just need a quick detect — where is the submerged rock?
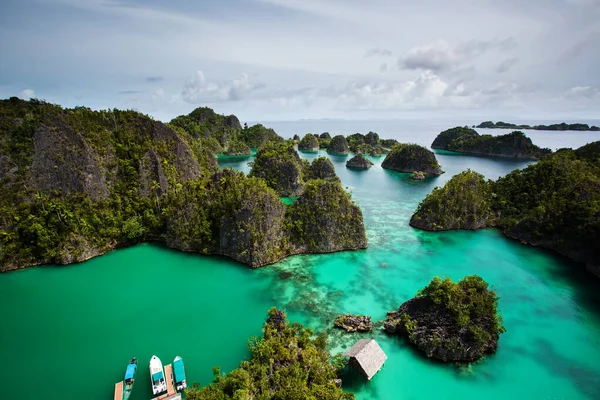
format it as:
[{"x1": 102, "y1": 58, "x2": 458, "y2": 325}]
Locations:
[
  {"x1": 334, "y1": 314, "x2": 373, "y2": 332},
  {"x1": 382, "y1": 143, "x2": 443, "y2": 176},
  {"x1": 346, "y1": 153, "x2": 374, "y2": 169},
  {"x1": 410, "y1": 171, "x2": 425, "y2": 180},
  {"x1": 385, "y1": 275, "x2": 505, "y2": 362}
]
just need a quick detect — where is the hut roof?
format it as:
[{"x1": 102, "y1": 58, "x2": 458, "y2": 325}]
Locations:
[{"x1": 343, "y1": 339, "x2": 387, "y2": 380}]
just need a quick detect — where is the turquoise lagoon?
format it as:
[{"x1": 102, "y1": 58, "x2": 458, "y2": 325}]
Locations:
[{"x1": 1, "y1": 141, "x2": 600, "y2": 399}]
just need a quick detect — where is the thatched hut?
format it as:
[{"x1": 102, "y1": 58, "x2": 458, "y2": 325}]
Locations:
[{"x1": 343, "y1": 339, "x2": 387, "y2": 380}]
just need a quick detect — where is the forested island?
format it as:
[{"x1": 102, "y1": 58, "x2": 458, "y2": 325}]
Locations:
[
  {"x1": 410, "y1": 142, "x2": 600, "y2": 277},
  {"x1": 477, "y1": 121, "x2": 600, "y2": 131},
  {"x1": 385, "y1": 275, "x2": 505, "y2": 362},
  {"x1": 0, "y1": 98, "x2": 367, "y2": 271},
  {"x1": 432, "y1": 127, "x2": 550, "y2": 159}
]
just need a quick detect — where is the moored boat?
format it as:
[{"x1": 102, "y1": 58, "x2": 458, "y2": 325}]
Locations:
[
  {"x1": 123, "y1": 357, "x2": 137, "y2": 400},
  {"x1": 173, "y1": 356, "x2": 187, "y2": 391},
  {"x1": 149, "y1": 355, "x2": 167, "y2": 395}
]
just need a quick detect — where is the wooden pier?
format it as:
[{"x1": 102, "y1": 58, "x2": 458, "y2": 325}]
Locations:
[
  {"x1": 152, "y1": 364, "x2": 181, "y2": 400},
  {"x1": 114, "y1": 381, "x2": 123, "y2": 400}
]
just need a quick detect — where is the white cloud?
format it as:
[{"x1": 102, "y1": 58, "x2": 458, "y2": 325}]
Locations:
[
  {"x1": 181, "y1": 71, "x2": 262, "y2": 103},
  {"x1": 365, "y1": 48, "x2": 393, "y2": 58},
  {"x1": 398, "y1": 38, "x2": 517, "y2": 72},
  {"x1": 565, "y1": 85, "x2": 598, "y2": 97},
  {"x1": 18, "y1": 89, "x2": 35, "y2": 99}
]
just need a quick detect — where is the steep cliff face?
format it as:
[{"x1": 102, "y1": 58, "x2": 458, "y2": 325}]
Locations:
[
  {"x1": 432, "y1": 127, "x2": 550, "y2": 160},
  {"x1": 410, "y1": 147, "x2": 600, "y2": 277},
  {"x1": 382, "y1": 143, "x2": 443, "y2": 176},
  {"x1": 249, "y1": 142, "x2": 306, "y2": 197},
  {"x1": 410, "y1": 170, "x2": 494, "y2": 230},
  {"x1": 0, "y1": 98, "x2": 369, "y2": 271},
  {"x1": 286, "y1": 179, "x2": 368, "y2": 253}
]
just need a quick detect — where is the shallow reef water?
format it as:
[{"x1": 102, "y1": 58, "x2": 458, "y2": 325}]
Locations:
[{"x1": 1, "y1": 143, "x2": 600, "y2": 399}]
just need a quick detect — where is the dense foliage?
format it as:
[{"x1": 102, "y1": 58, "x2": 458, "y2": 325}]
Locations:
[
  {"x1": 410, "y1": 170, "x2": 493, "y2": 230},
  {"x1": 385, "y1": 275, "x2": 505, "y2": 362},
  {"x1": 0, "y1": 98, "x2": 368, "y2": 270},
  {"x1": 432, "y1": 127, "x2": 550, "y2": 159},
  {"x1": 298, "y1": 133, "x2": 320, "y2": 151},
  {"x1": 411, "y1": 146, "x2": 600, "y2": 272},
  {"x1": 327, "y1": 135, "x2": 350, "y2": 155},
  {"x1": 381, "y1": 143, "x2": 443, "y2": 176},
  {"x1": 185, "y1": 308, "x2": 354, "y2": 400},
  {"x1": 249, "y1": 141, "x2": 308, "y2": 196},
  {"x1": 477, "y1": 121, "x2": 600, "y2": 131}
]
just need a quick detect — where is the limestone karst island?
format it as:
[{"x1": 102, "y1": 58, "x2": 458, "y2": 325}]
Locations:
[{"x1": 1, "y1": 2, "x2": 599, "y2": 400}]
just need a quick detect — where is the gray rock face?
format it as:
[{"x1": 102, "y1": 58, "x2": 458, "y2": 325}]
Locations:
[
  {"x1": 139, "y1": 148, "x2": 169, "y2": 197},
  {"x1": 151, "y1": 121, "x2": 202, "y2": 182},
  {"x1": 31, "y1": 119, "x2": 109, "y2": 200},
  {"x1": 225, "y1": 115, "x2": 242, "y2": 131},
  {"x1": 346, "y1": 153, "x2": 373, "y2": 169}
]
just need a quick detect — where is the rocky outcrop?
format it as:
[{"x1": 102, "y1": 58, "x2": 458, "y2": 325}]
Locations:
[
  {"x1": 382, "y1": 143, "x2": 443, "y2": 176},
  {"x1": 249, "y1": 142, "x2": 305, "y2": 197},
  {"x1": 346, "y1": 153, "x2": 373, "y2": 169},
  {"x1": 298, "y1": 134, "x2": 320, "y2": 151},
  {"x1": 320, "y1": 132, "x2": 331, "y2": 139},
  {"x1": 139, "y1": 148, "x2": 169, "y2": 197},
  {"x1": 411, "y1": 171, "x2": 425, "y2": 180},
  {"x1": 410, "y1": 170, "x2": 494, "y2": 230},
  {"x1": 225, "y1": 140, "x2": 252, "y2": 155},
  {"x1": 385, "y1": 276, "x2": 504, "y2": 362},
  {"x1": 327, "y1": 135, "x2": 350, "y2": 155},
  {"x1": 334, "y1": 314, "x2": 373, "y2": 332},
  {"x1": 432, "y1": 127, "x2": 550, "y2": 160},
  {"x1": 308, "y1": 157, "x2": 338, "y2": 181},
  {"x1": 286, "y1": 179, "x2": 368, "y2": 253}
]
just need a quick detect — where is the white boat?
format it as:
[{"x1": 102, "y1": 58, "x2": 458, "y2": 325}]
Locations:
[
  {"x1": 173, "y1": 356, "x2": 187, "y2": 391},
  {"x1": 149, "y1": 355, "x2": 167, "y2": 395}
]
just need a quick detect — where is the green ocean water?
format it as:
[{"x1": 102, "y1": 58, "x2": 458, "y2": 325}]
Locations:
[{"x1": 2, "y1": 150, "x2": 600, "y2": 400}]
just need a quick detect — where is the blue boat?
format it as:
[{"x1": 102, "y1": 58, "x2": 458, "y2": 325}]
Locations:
[
  {"x1": 173, "y1": 356, "x2": 187, "y2": 391},
  {"x1": 123, "y1": 357, "x2": 137, "y2": 400}
]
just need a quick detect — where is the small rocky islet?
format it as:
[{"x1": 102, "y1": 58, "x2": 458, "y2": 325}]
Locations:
[
  {"x1": 346, "y1": 153, "x2": 373, "y2": 169},
  {"x1": 385, "y1": 275, "x2": 505, "y2": 362},
  {"x1": 381, "y1": 143, "x2": 444, "y2": 176}
]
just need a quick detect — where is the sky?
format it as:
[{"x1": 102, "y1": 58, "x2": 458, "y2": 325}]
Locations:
[{"x1": 0, "y1": 0, "x2": 599, "y2": 121}]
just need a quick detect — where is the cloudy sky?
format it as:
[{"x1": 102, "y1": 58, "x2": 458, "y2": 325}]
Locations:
[{"x1": 1, "y1": 0, "x2": 599, "y2": 121}]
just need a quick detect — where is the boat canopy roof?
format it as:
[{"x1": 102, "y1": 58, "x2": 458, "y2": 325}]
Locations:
[
  {"x1": 152, "y1": 371, "x2": 163, "y2": 383},
  {"x1": 173, "y1": 359, "x2": 185, "y2": 381},
  {"x1": 125, "y1": 363, "x2": 137, "y2": 380}
]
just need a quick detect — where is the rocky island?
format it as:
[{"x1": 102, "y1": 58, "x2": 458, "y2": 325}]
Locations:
[
  {"x1": 0, "y1": 98, "x2": 367, "y2": 271},
  {"x1": 410, "y1": 143, "x2": 600, "y2": 277},
  {"x1": 327, "y1": 135, "x2": 350, "y2": 155},
  {"x1": 346, "y1": 153, "x2": 373, "y2": 169},
  {"x1": 432, "y1": 127, "x2": 550, "y2": 159},
  {"x1": 477, "y1": 121, "x2": 600, "y2": 131},
  {"x1": 298, "y1": 133, "x2": 320, "y2": 151},
  {"x1": 382, "y1": 143, "x2": 443, "y2": 176},
  {"x1": 385, "y1": 275, "x2": 505, "y2": 362}
]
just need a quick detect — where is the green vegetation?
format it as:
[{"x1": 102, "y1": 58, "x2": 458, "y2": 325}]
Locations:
[
  {"x1": 298, "y1": 133, "x2": 320, "y2": 151},
  {"x1": 249, "y1": 141, "x2": 308, "y2": 197},
  {"x1": 381, "y1": 143, "x2": 443, "y2": 176},
  {"x1": 411, "y1": 146, "x2": 600, "y2": 272},
  {"x1": 432, "y1": 127, "x2": 550, "y2": 159},
  {"x1": 410, "y1": 170, "x2": 493, "y2": 230},
  {"x1": 0, "y1": 98, "x2": 368, "y2": 270},
  {"x1": 327, "y1": 135, "x2": 350, "y2": 155},
  {"x1": 385, "y1": 275, "x2": 505, "y2": 361},
  {"x1": 185, "y1": 308, "x2": 354, "y2": 400},
  {"x1": 477, "y1": 121, "x2": 600, "y2": 131}
]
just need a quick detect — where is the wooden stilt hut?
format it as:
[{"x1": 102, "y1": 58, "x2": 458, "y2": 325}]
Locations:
[{"x1": 343, "y1": 339, "x2": 387, "y2": 380}]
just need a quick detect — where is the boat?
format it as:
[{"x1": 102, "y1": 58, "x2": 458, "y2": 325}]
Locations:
[
  {"x1": 173, "y1": 356, "x2": 187, "y2": 391},
  {"x1": 149, "y1": 355, "x2": 167, "y2": 395},
  {"x1": 123, "y1": 357, "x2": 137, "y2": 400}
]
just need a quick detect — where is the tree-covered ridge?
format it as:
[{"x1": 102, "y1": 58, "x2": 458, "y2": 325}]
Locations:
[
  {"x1": 169, "y1": 106, "x2": 283, "y2": 154},
  {"x1": 185, "y1": 308, "x2": 354, "y2": 400},
  {"x1": 410, "y1": 170, "x2": 494, "y2": 230},
  {"x1": 385, "y1": 275, "x2": 505, "y2": 362},
  {"x1": 249, "y1": 141, "x2": 308, "y2": 197},
  {"x1": 0, "y1": 98, "x2": 367, "y2": 271},
  {"x1": 410, "y1": 145, "x2": 600, "y2": 276},
  {"x1": 477, "y1": 121, "x2": 600, "y2": 131},
  {"x1": 432, "y1": 127, "x2": 550, "y2": 159},
  {"x1": 381, "y1": 143, "x2": 443, "y2": 176}
]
